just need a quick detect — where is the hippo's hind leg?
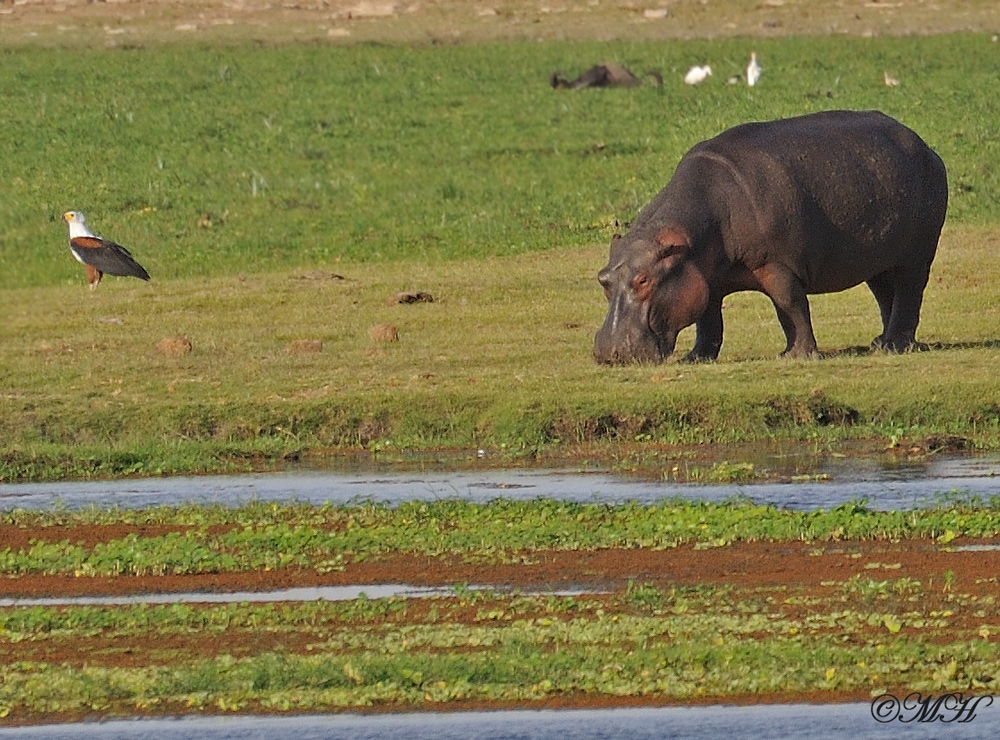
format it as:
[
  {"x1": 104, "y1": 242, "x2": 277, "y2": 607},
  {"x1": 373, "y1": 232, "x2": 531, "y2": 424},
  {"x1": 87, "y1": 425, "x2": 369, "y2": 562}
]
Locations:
[
  {"x1": 865, "y1": 273, "x2": 896, "y2": 348},
  {"x1": 869, "y1": 260, "x2": 933, "y2": 352}
]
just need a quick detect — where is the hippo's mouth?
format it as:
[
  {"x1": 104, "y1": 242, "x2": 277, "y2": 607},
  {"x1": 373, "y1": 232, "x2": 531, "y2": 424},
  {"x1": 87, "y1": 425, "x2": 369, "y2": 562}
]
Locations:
[{"x1": 593, "y1": 325, "x2": 676, "y2": 365}]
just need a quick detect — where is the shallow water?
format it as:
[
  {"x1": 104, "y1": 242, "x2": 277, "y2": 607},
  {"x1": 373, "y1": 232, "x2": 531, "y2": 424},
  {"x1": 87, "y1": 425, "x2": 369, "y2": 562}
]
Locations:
[
  {"x1": 0, "y1": 584, "x2": 596, "y2": 608},
  {"x1": 0, "y1": 703, "x2": 995, "y2": 740},
  {"x1": 0, "y1": 584, "x2": 447, "y2": 607},
  {"x1": 1, "y1": 453, "x2": 999, "y2": 512}
]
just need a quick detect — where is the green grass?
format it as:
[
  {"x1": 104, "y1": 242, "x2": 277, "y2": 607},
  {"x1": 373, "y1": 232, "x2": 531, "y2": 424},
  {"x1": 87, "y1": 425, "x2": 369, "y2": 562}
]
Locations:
[
  {"x1": 4, "y1": 35, "x2": 1000, "y2": 284},
  {"x1": 3, "y1": 35, "x2": 1000, "y2": 479}
]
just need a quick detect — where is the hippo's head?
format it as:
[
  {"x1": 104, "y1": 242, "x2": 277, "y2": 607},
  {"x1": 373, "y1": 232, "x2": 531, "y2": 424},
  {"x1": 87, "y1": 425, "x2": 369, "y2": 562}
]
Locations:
[{"x1": 593, "y1": 228, "x2": 709, "y2": 365}]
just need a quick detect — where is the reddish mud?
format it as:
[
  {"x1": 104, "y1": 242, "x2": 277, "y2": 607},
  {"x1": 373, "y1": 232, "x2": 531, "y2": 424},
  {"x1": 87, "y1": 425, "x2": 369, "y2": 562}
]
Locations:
[{"x1": 1, "y1": 535, "x2": 998, "y2": 599}]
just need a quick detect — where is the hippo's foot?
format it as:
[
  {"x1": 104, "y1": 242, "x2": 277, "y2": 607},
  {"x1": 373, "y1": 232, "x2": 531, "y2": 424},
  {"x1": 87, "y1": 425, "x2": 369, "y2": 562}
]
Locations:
[
  {"x1": 871, "y1": 336, "x2": 928, "y2": 353},
  {"x1": 779, "y1": 345, "x2": 820, "y2": 359},
  {"x1": 681, "y1": 350, "x2": 718, "y2": 363}
]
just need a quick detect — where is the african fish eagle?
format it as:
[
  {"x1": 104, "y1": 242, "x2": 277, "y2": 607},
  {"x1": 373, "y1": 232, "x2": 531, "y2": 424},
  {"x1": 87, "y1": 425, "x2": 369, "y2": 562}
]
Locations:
[{"x1": 62, "y1": 211, "x2": 150, "y2": 290}]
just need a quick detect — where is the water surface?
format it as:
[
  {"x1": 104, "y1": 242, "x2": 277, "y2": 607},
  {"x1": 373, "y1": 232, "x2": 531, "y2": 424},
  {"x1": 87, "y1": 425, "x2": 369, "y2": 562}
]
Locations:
[
  {"x1": 2, "y1": 453, "x2": 999, "y2": 512},
  {"x1": 0, "y1": 703, "x2": 994, "y2": 740},
  {"x1": 0, "y1": 585, "x2": 596, "y2": 608}
]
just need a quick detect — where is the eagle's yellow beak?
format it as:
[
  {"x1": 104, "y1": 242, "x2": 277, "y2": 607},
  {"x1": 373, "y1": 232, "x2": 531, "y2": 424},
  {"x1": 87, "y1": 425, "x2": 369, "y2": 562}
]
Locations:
[{"x1": 62, "y1": 212, "x2": 72, "y2": 222}]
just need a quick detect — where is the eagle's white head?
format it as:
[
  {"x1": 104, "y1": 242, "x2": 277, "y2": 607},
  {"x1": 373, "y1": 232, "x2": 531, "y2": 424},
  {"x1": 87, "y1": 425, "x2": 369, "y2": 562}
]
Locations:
[{"x1": 63, "y1": 211, "x2": 96, "y2": 239}]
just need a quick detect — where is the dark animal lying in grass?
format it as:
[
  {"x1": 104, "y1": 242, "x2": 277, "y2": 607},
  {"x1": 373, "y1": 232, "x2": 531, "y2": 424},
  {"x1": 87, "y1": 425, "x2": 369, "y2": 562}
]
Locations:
[
  {"x1": 594, "y1": 110, "x2": 948, "y2": 364},
  {"x1": 550, "y1": 64, "x2": 662, "y2": 90}
]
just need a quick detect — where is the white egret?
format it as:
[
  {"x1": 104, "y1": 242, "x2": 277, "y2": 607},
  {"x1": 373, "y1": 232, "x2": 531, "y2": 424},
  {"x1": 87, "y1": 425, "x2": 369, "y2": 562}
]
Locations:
[
  {"x1": 684, "y1": 65, "x2": 712, "y2": 85},
  {"x1": 746, "y1": 52, "x2": 761, "y2": 87}
]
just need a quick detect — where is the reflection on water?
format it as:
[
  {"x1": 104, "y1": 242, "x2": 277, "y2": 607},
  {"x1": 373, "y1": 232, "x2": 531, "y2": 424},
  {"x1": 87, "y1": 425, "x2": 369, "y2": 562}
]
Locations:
[
  {"x1": 0, "y1": 703, "x2": 995, "y2": 740},
  {"x1": 0, "y1": 585, "x2": 596, "y2": 608},
  {"x1": 0, "y1": 584, "x2": 446, "y2": 607},
  {"x1": 1, "y1": 452, "x2": 1000, "y2": 512}
]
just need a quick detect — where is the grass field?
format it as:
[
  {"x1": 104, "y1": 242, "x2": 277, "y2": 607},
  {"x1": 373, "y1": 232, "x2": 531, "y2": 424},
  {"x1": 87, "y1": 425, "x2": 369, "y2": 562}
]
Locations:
[
  {"x1": 3, "y1": 23, "x2": 1000, "y2": 479},
  {"x1": 5, "y1": 35, "x2": 1000, "y2": 282}
]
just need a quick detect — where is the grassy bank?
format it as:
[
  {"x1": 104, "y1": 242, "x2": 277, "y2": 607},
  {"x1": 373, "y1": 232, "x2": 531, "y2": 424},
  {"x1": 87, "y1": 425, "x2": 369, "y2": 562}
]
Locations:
[
  {"x1": 3, "y1": 35, "x2": 1000, "y2": 479},
  {"x1": 4, "y1": 228, "x2": 1000, "y2": 481}
]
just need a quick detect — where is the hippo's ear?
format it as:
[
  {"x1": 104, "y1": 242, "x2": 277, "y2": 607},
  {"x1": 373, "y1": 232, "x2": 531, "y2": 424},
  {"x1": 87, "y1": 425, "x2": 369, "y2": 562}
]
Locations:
[
  {"x1": 609, "y1": 233, "x2": 626, "y2": 259},
  {"x1": 653, "y1": 228, "x2": 691, "y2": 274},
  {"x1": 654, "y1": 227, "x2": 690, "y2": 254}
]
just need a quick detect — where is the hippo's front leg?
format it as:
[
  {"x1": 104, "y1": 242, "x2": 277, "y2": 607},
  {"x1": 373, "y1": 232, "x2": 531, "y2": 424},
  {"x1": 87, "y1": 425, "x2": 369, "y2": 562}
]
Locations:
[
  {"x1": 683, "y1": 294, "x2": 724, "y2": 362},
  {"x1": 754, "y1": 264, "x2": 819, "y2": 358}
]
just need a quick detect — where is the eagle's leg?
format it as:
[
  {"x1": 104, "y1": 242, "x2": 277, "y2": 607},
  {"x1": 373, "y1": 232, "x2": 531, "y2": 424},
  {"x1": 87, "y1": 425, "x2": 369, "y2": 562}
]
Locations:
[{"x1": 85, "y1": 265, "x2": 103, "y2": 290}]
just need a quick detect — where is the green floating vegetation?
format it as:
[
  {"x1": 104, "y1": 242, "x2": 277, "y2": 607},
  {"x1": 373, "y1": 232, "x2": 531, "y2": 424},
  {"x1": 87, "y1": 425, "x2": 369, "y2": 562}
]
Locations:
[
  {"x1": 2, "y1": 499, "x2": 1000, "y2": 576},
  {"x1": 7, "y1": 638, "x2": 998, "y2": 716},
  {"x1": 1, "y1": 581, "x2": 998, "y2": 719}
]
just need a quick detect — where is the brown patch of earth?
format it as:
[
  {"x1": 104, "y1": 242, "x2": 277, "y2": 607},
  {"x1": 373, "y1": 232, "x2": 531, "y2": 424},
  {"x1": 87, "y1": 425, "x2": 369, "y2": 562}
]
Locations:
[
  {"x1": 2, "y1": 537, "x2": 998, "y2": 598},
  {"x1": 0, "y1": 522, "x2": 247, "y2": 551},
  {"x1": 3, "y1": 0, "x2": 999, "y2": 48}
]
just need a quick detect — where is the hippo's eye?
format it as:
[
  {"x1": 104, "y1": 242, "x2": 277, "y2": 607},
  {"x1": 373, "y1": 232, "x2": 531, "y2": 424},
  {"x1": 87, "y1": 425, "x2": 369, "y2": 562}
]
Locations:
[{"x1": 631, "y1": 273, "x2": 657, "y2": 301}]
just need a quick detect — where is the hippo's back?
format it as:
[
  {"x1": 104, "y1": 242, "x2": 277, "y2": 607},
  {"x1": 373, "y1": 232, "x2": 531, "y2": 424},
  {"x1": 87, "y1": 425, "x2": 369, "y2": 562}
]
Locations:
[
  {"x1": 678, "y1": 110, "x2": 947, "y2": 290},
  {"x1": 695, "y1": 109, "x2": 946, "y2": 229},
  {"x1": 705, "y1": 110, "x2": 930, "y2": 163}
]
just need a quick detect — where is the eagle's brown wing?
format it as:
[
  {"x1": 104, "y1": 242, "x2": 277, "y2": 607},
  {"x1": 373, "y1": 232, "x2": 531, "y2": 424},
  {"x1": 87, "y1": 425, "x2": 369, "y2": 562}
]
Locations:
[{"x1": 70, "y1": 236, "x2": 150, "y2": 281}]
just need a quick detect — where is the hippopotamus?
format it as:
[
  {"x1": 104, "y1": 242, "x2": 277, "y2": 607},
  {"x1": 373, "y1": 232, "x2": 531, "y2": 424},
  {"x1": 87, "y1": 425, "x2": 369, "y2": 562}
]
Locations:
[{"x1": 594, "y1": 110, "x2": 948, "y2": 364}]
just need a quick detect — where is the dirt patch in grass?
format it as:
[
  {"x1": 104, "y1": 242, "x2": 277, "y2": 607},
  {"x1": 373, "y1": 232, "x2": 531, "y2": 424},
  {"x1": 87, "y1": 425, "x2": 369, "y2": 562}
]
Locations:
[
  {"x1": 0, "y1": 523, "x2": 206, "y2": 551},
  {"x1": 4, "y1": 0, "x2": 999, "y2": 47}
]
